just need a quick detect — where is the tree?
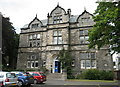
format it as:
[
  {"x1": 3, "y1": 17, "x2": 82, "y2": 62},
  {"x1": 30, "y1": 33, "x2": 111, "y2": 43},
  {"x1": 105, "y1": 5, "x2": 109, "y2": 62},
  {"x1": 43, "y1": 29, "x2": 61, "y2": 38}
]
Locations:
[
  {"x1": 88, "y1": 2, "x2": 120, "y2": 54},
  {"x1": 59, "y1": 48, "x2": 74, "y2": 79},
  {"x1": 2, "y1": 16, "x2": 19, "y2": 70}
]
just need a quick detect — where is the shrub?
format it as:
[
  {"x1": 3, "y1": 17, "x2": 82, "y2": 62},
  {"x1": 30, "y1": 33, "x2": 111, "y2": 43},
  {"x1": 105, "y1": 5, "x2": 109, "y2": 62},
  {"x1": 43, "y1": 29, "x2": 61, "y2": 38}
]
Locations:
[{"x1": 76, "y1": 69, "x2": 114, "y2": 80}]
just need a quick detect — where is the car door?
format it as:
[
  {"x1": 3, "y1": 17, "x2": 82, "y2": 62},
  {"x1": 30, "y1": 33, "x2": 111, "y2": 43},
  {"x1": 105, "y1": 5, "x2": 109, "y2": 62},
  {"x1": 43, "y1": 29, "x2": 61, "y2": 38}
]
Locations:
[
  {"x1": 6, "y1": 73, "x2": 17, "y2": 84},
  {"x1": 32, "y1": 73, "x2": 42, "y2": 82}
]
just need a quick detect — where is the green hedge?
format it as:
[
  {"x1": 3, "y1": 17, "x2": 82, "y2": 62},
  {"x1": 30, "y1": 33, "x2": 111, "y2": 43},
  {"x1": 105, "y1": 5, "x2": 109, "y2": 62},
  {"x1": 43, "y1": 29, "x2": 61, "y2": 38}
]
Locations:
[{"x1": 76, "y1": 69, "x2": 114, "y2": 80}]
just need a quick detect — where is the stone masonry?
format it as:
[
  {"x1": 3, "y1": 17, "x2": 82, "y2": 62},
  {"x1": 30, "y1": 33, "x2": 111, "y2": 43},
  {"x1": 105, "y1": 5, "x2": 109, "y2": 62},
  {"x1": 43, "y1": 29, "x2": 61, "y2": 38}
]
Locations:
[{"x1": 17, "y1": 4, "x2": 113, "y2": 74}]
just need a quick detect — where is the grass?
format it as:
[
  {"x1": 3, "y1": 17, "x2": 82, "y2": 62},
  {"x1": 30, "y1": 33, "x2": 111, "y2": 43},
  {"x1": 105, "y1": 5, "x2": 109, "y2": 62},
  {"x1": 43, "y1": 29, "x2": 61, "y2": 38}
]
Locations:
[{"x1": 67, "y1": 79, "x2": 117, "y2": 83}]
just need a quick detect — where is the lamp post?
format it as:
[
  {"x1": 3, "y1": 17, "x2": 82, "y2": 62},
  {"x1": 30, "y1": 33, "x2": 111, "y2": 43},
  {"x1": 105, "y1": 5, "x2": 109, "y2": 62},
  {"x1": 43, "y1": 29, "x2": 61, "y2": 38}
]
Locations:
[{"x1": 0, "y1": 12, "x2": 2, "y2": 71}]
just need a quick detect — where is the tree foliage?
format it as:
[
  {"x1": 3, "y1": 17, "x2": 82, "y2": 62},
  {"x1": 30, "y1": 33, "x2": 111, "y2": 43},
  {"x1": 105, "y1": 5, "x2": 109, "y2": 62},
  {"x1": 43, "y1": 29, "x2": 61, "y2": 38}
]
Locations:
[
  {"x1": 58, "y1": 48, "x2": 74, "y2": 79},
  {"x1": 2, "y1": 16, "x2": 19, "y2": 69},
  {"x1": 89, "y1": 2, "x2": 120, "y2": 53}
]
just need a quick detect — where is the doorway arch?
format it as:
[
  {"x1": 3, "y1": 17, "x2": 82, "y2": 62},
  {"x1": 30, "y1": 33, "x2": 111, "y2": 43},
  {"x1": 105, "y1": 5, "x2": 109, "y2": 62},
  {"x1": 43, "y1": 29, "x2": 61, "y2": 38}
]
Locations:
[{"x1": 53, "y1": 57, "x2": 61, "y2": 73}]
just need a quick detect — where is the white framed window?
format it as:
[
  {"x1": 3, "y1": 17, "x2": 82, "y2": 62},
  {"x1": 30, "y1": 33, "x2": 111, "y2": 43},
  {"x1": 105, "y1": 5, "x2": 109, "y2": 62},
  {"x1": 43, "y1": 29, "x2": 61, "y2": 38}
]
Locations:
[
  {"x1": 53, "y1": 15, "x2": 62, "y2": 24},
  {"x1": 53, "y1": 30, "x2": 62, "y2": 44},
  {"x1": 31, "y1": 61, "x2": 38, "y2": 68},
  {"x1": 79, "y1": 29, "x2": 89, "y2": 44},
  {"x1": 80, "y1": 52, "x2": 96, "y2": 69}
]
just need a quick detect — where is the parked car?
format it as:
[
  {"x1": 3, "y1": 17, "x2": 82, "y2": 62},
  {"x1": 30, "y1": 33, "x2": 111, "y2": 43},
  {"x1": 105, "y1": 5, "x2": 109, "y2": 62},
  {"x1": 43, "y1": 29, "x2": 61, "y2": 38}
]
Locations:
[
  {"x1": 29, "y1": 72, "x2": 46, "y2": 84},
  {"x1": 0, "y1": 81, "x2": 3, "y2": 87},
  {"x1": 12, "y1": 72, "x2": 34, "y2": 87},
  {"x1": 0, "y1": 72, "x2": 18, "y2": 87}
]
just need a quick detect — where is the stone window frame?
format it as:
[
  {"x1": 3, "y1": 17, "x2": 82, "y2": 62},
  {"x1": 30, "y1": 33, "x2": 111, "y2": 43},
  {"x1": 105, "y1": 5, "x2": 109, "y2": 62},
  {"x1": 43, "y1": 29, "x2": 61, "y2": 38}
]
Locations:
[
  {"x1": 27, "y1": 61, "x2": 38, "y2": 68},
  {"x1": 28, "y1": 33, "x2": 41, "y2": 47},
  {"x1": 31, "y1": 23, "x2": 39, "y2": 28},
  {"x1": 81, "y1": 17, "x2": 90, "y2": 22},
  {"x1": 80, "y1": 52, "x2": 96, "y2": 69},
  {"x1": 53, "y1": 30, "x2": 62, "y2": 44},
  {"x1": 53, "y1": 15, "x2": 62, "y2": 24},
  {"x1": 79, "y1": 29, "x2": 89, "y2": 44},
  {"x1": 43, "y1": 60, "x2": 46, "y2": 66}
]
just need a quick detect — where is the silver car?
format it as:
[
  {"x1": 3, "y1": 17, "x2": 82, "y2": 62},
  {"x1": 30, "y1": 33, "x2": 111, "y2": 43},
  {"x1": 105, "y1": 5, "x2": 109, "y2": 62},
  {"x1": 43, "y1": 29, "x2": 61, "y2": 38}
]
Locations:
[{"x1": 0, "y1": 72, "x2": 18, "y2": 87}]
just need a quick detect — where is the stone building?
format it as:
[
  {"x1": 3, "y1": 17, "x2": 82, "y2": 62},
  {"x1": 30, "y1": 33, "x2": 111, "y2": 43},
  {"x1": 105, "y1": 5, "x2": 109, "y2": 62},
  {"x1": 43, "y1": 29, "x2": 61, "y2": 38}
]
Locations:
[{"x1": 17, "y1": 5, "x2": 113, "y2": 74}]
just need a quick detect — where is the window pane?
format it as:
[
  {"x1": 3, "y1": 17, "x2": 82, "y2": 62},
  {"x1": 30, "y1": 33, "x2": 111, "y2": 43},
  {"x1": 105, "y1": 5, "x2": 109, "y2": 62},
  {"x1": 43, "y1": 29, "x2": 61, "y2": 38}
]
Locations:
[
  {"x1": 29, "y1": 42, "x2": 32, "y2": 47},
  {"x1": 80, "y1": 53, "x2": 87, "y2": 59},
  {"x1": 37, "y1": 41, "x2": 40, "y2": 46},
  {"x1": 33, "y1": 34, "x2": 36, "y2": 39},
  {"x1": 81, "y1": 60, "x2": 85, "y2": 69},
  {"x1": 86, "y1": 60, "x2": 91, "y2": 67},
  {"x1": 91, "y1": 60, "x2": 96, "y2": 68},
  {"x1": 87, "y1": 53, "x2": 91, "y2": 59},
  {"x1": 53, "y1": 31, "x2": 57, "y2": 36},
  {"x1": 29, "y1": 35, "x2": 32, "y2": 39},
  {"x1": 37, "y1": 34, "x2": 40, "y2": 39},
  {"x1": 91, "y1": 53, "x2": 95, "y2": 59},
  {"x1": 35, "y1": 61, "x2": 38, "y2": 67},
  {"x1": 54, "y1": 16, "x2": 56, "y2": 20},
  {"x1": 58, "y1": 31, "x2": 62, "y2": 36},
  {"x1": 84, "y1": 30, "x2": 88, "y2": 35},
  {"x1": 32, "y1": 24, "x2": 39, "y2": 28},
  {"x1": 33, "y1": 41, "x2": 36, "y2": 47},
  {"x1": 85, "y1": 36, "x2": 89, "y2": 43},
  {"x1": 58, "y1": 37, "x2": 62, "y2": 44},
  {"x1": 80, "y1": 30, "x2": 84, "y2": 35},
  {"x1": 80, "y1": 36, "x2": 84, "y2": 44},
  {"x1": 57, "y1": 20, "x2": 59, "y2": 23},
  {"x1": 31, "y1": 62, "x2": 35, "y2": 68},
  {"x1": 53, "y1": 37, "x2": 57, "y2": 44}
]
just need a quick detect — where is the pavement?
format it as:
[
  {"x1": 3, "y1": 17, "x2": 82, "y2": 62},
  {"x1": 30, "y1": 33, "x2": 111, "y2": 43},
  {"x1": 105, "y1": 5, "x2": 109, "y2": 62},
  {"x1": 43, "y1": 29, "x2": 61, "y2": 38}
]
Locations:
[{"x1": 32, "y1": 79, "x2": 119, "y2": 87}]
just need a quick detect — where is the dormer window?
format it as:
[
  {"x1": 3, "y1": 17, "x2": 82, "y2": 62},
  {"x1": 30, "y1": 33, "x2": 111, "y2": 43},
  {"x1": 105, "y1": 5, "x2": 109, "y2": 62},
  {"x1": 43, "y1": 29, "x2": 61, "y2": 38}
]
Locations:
[
  {"x1": 81, "y1": 17, "x2": 90, "y2": 22},
  {"x1": 53, "y1": 15, "x2": 62, "y2": 24},
  {"x1": 31, "y1": 23, "x2": 39, "y2": 28}
]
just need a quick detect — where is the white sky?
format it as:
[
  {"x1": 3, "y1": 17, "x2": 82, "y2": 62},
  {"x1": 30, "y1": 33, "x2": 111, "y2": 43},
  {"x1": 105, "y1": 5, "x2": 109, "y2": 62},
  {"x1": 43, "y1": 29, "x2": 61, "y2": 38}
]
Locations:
[
  {"x1": 0, "y1": 0, "x2": 98, "y2": 34},
  {"x1": 0, "y1": 0, "x2": 118, "y2": 62}
]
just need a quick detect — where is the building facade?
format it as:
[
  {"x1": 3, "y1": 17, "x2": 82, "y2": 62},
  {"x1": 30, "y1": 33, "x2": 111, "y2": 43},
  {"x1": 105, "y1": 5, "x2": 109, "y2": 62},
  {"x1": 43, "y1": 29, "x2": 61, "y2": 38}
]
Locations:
[{"x1": 17, "y1": 5, "x2": 113, "y2": 74}]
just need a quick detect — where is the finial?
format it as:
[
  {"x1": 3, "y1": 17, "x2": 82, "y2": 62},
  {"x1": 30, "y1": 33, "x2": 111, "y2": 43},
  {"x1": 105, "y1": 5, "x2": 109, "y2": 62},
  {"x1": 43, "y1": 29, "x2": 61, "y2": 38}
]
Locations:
[
  {"x1": 36, "y1": 14, "x2": 37, "y2": 18},
  {"x1": 47, "y1": 13, "x2": 49, "y2": 17},
  {"x1": 57, "y1": 2, "x2": 59, "y2": 6},
  {"x1": 84, "y1": 6, "x2": 86, "y2": 11}
]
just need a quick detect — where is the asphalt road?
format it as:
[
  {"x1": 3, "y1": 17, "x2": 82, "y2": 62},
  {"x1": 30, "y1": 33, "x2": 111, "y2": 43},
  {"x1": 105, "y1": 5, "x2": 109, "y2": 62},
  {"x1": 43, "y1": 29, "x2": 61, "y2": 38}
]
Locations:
[{"x1": 31, "y1": 79, "x2": 119, "y2": 87}]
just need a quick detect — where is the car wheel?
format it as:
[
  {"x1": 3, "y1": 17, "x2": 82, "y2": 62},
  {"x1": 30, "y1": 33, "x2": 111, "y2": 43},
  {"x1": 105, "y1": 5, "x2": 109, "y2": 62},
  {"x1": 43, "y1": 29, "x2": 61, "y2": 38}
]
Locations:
[
  {"x1": 18, "y1": 81, "x2": 23, "y2": 87},
  {"x1": 34, "y1": 79, "x2": 37, "y2": 84}
]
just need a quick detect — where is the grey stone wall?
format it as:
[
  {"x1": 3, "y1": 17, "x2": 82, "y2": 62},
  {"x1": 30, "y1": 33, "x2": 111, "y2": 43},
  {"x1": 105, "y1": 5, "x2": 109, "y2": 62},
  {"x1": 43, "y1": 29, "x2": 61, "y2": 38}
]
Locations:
[{"x1": 17, "y1": 5, "x2": 113, "y2": 73}]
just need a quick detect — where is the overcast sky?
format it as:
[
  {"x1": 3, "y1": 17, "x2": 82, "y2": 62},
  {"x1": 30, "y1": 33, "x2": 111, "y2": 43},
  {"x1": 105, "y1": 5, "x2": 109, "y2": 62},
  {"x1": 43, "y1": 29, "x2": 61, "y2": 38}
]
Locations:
[{"x1": 0, "y1": 0, "x2": 98, "y2": 33}]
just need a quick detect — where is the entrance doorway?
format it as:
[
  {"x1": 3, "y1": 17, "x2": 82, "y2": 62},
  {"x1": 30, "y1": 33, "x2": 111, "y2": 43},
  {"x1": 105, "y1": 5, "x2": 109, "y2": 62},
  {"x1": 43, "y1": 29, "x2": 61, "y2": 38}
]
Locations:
[{"x1": 54, "y1": 61, "x2": 61, "y2": 73}]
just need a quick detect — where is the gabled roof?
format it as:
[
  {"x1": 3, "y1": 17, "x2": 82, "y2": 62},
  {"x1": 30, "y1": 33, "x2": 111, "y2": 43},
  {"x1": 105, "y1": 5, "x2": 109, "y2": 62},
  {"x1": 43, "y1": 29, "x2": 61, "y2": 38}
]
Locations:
[
  {"x1": 50, "y1": 4, "x2": 66, "y2": 16},
  {"x1": 77, "y1": 10, "x2": 93, "y2": 22},
  {"x1": 28, "y1": 15, "x2": 43, "y2": 28}
]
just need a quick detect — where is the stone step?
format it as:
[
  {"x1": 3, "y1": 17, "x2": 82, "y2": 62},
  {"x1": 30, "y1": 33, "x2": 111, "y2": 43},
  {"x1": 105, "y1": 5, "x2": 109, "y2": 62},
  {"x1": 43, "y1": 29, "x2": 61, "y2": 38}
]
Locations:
[{"x1": 47, "y1": 73, "x2": 65, "y2": 80}]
